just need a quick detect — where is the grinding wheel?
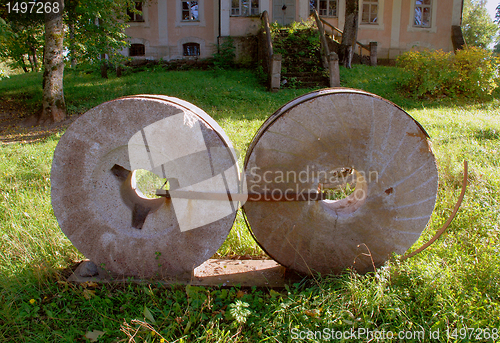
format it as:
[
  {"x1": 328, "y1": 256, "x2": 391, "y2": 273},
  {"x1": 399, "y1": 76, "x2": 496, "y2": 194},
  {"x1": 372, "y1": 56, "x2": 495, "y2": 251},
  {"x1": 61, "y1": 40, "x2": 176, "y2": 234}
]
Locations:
[
  {"x1": 51, "y1": 95, "x2": 240, "y2": 278},
  {"x1": 243, "y1": 89, "x2": 438, "y2": 275}
]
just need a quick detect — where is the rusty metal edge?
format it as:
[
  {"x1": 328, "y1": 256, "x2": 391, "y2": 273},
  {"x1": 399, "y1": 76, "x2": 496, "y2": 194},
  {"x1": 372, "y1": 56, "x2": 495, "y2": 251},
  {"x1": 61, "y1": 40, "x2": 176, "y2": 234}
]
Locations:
[{"x1": 401, "y1": 160, "x2": 468, "y2": 260}]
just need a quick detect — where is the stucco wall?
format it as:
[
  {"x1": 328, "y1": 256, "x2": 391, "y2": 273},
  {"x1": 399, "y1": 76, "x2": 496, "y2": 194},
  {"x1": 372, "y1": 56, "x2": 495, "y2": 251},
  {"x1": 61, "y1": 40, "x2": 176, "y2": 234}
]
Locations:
[
  {"x1": 319, "y1": 0, "x2": 457, "y2": 60},
  {"x1": 397, "y1": 0, "x2": 455, "y2": 54},
  {"x1": 124, "y1": 0, "x2": 218, "y2": 60},
  {"x1": 230, "y1": 17, "x2": 261, "y2": 36},
  {"x1": 123, "y1": 0, "x2": 459, "y2": 62}
]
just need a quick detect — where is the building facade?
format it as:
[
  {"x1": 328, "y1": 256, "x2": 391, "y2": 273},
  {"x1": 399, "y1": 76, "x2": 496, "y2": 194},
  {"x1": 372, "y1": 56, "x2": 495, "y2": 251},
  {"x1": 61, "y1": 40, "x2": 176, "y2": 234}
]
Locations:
[{"x1": 123, "y1": 0, "x2": 463, "y2": 61}]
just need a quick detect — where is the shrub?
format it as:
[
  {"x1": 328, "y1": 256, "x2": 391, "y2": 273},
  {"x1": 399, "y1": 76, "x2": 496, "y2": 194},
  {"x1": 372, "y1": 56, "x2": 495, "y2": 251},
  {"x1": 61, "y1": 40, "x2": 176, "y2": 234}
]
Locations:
[
  {"x1": 396, "y1": 47, "x2": 500, "y2": 99},
  {"x1": 212, "y1": 37, "x2": 236, "y2": 69},
  {"x1": 453, "y1": 47, "x2": 499, "y2": 97}
]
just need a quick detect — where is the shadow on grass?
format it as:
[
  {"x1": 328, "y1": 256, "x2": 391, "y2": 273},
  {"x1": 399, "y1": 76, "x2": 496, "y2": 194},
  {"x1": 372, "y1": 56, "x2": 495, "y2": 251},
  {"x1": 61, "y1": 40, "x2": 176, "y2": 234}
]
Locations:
[{"x1": 1, "y1": 66, "x2": 499, "y2": 144}]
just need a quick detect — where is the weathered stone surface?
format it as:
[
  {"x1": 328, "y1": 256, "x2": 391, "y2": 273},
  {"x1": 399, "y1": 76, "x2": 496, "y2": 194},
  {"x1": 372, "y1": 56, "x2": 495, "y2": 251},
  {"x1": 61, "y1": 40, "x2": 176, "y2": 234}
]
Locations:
[
  {"x1": 243, "y1": 89, "x2": 438, "y2": 275},
  {"x1": 51, "y1": 96, "x2": 239, "y2": 278},
  {"x1": 69, "y1": 259, "x2": 296, "y2": 288},
  {"x1": 79, "y1": 260, "x2": 99, "y2": 277}
]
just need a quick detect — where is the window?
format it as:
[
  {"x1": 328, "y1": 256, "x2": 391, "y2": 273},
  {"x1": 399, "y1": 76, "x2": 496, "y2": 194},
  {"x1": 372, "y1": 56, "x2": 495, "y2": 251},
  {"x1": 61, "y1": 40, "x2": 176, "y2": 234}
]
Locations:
[
  {"x1": 361, "y1": 0, "x2": 378, "y2": 24},
  {"x1": 129, "y1": 44, "x2": 145, "y2": 57},
  {"x1": 127, "y1": 2, "x2": 144, "y2": 22},
  {"x1": 310, "y1": 0, "x2": 337, "y2": 17},
  {"x1": 414, "y1": 0, "x2": 431, "y2": 27},
  {"x1": 183, "y1": 43, "x2": 200, "y2": 56},
  {"x1": 182, "y1": 1, "x2": 199, "y2": 21},
  {"x1": 231, "y1": 0, "x2": 259, "y2": 16}
]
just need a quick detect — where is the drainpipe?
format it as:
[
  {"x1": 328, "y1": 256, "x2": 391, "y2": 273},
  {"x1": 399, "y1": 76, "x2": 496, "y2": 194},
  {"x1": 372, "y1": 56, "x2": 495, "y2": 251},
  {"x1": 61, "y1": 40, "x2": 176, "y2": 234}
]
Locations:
[
  {"x1": 218, "y1": 0, "x2": 222, "y2": 53},
  {"x1": 459, "y1": 0, "x2": 464, "y2": 25}
]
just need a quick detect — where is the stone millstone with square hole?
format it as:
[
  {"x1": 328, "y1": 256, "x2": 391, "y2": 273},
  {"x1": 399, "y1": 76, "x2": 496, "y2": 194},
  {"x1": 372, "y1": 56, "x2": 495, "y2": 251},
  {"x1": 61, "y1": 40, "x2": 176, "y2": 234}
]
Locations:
[
  {"x1": 243, "y1": 89, "x2": 439, "y2": 275},
  {"x1": 51, "y1": 96, "x2": 238, "y2": 278}
]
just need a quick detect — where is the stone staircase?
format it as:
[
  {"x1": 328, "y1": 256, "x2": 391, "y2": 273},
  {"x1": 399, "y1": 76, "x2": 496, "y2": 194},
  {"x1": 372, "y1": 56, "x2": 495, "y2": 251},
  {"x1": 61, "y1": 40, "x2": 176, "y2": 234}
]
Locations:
[
  {"x1": 272, "y1": 27, "x2": 329, "y2": 89},
  {"x1": 281, "y1": 72, "x2": 329, "y2": 88}
]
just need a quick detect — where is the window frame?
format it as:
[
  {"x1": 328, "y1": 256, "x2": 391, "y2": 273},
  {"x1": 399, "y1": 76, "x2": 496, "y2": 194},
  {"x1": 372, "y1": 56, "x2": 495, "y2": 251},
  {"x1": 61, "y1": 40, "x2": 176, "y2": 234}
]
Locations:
[
  {"x1": 183, "y1": 43, "x2": 201, "y2": 57},
  {"x1": 407, "y1": 0, "x2": 437, "y2": 32},
  {"x1": 176, "y1": 0, "x2": 205, "y2": 27},
  {"x1": 413, "y1": 0, "x2": 432, "y2": 28},
  {"x1": 231, "y1": 0, "x2": 259, "y2": 17},
  {"x1": 358, "y1": 0, "x2": 384, "y2": 30},
  {"x1": 181, "y1": 0, "x2": 200, "y2": 22},
  {"x1": 127, "y1": 1, "x2": 144, "y2": 23},
  {"x1": 129, "y1": 43, "x2": 146, "y2": 57},
  {"x1": 360, "y1": 0, "x2": 378, "y2": 24},
  {"x1": 311, "y1": 0, "x2": 338, "y2": 18}
]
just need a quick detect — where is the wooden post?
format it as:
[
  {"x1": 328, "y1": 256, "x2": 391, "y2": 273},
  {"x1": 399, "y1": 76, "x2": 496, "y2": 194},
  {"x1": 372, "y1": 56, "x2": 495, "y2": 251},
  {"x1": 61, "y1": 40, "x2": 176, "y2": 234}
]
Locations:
[
  {"x1": 329, "y1": 53, "x2": 340, "y2": 87},
  {"x1": 270, "y1": 54, "x2": 282, "y2": 92},
  {"x1": 369, "y1": 42, "x2": 377, "y2": 66}
]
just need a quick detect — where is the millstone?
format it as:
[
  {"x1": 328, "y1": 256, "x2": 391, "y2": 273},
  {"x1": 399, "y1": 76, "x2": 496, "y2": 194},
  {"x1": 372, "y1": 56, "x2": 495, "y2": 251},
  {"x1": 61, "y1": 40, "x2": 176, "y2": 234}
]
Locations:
[
  {"x1": 51, "y1": 95, "x2": 239, "y2": 278},
  {"x1": 243, "y1": 89, "x2": 438, "y2": 275}
]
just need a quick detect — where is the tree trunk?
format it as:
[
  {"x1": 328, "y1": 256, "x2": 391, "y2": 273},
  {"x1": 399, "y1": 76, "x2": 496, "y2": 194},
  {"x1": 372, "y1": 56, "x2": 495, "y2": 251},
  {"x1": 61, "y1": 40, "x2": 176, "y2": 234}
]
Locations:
[
  {"x1": 69, "y1": 22, "x2": 76, "y2": 68},
  {"x1": 28, "y1": 53, "x2": 36, "y2": 72},
  {"x1": 98, "y1": 18, "x2": 108, "y2": 79},
  {"x1": 67, "y1": 0, "x2": 78, "y2": 68},
  {"x1": 31, "y1": 45, "x2": 38, "y2": 71},
  {"x1": 41, "y1": 0, "x2": 66, "y2": 123},
  {"x1": 20, "y1": 55, "x2": 29, "y2": 73},
  {"x1": 100, "y1": 53, "x2": 108, "y2": 78},
  {"x1": 339, "y1": 0, "x2": 359, "y2": 68}
]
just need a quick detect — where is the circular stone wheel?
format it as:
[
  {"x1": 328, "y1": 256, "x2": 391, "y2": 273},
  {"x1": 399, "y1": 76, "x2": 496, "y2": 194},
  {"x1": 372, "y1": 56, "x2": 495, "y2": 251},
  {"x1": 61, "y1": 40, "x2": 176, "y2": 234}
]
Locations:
[
  {"x1": 243, "y1": 89, "x2": 438, "y2": 275},
  {"x1": 51, "y1": 95, "x2": 239, "y2": 278}
]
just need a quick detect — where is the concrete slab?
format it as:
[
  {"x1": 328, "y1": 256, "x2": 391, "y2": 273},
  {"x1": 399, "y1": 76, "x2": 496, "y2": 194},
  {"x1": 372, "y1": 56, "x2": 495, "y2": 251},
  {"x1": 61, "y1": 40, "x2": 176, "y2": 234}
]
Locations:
[{"x1": 68, "y1": 259, "x2": 302, "y2": 288}]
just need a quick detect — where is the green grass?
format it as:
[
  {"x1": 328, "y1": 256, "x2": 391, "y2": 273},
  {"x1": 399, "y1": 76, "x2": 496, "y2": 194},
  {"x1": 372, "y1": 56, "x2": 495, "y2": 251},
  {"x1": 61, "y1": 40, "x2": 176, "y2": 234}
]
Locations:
[{"x1": 1, "y1": 66, "x2": 499, "y2": 342}]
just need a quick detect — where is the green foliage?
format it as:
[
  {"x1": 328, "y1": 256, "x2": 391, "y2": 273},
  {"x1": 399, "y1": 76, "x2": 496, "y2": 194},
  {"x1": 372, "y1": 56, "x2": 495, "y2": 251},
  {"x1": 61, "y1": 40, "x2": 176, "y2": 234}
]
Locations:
[
  {"x1": 396, "y1": 47, "x2": 500, "y2": 99},
  {"x1": 494, "y1": 4, "x2": 500, "y2": 53},
  {"x1": 228, "y1": 300, "x2": 252, "y2": 324},
  {"x1": 212, "y1": 37, "x2": 236, "y2": 69},
  {"x1": 462, "y1": 0, "x2": 498, "y2": 48},
  {"x1": 0, "y1": 8, "x2": 44, "y2": 73},
  {"x1": 65, "y1": 0, "x2": 137, "y2": 69},
  {"x1": 270, "y1": 19, "x2": 323, "y2": 84}
]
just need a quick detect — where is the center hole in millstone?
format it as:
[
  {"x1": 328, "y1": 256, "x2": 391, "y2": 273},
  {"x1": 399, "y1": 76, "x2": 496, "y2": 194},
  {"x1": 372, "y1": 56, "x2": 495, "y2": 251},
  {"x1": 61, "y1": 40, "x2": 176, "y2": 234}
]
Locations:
[
  {"x1": 320, "y1": 168, "x2": 356, "y2": 200},
  {"x1": 132, "y1": 169, "x2": 169, "y2": 199},
  {"x1": 319, "y1": 168, "x2": 368, "y2": 215}
]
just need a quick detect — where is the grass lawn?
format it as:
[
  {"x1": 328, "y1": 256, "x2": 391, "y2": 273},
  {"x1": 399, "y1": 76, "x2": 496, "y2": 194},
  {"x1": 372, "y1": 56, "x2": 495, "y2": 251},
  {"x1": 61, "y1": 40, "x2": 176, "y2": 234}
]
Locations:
[{"x1": 0, "y1": 65, "x2": 499, "y2": 342}]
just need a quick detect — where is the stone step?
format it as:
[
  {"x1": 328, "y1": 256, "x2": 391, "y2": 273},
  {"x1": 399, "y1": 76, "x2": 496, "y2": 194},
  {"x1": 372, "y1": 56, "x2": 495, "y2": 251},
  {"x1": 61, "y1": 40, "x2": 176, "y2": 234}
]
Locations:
[{"x1": 281, "y1": 73, "x2": 329, "y2": 88}]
